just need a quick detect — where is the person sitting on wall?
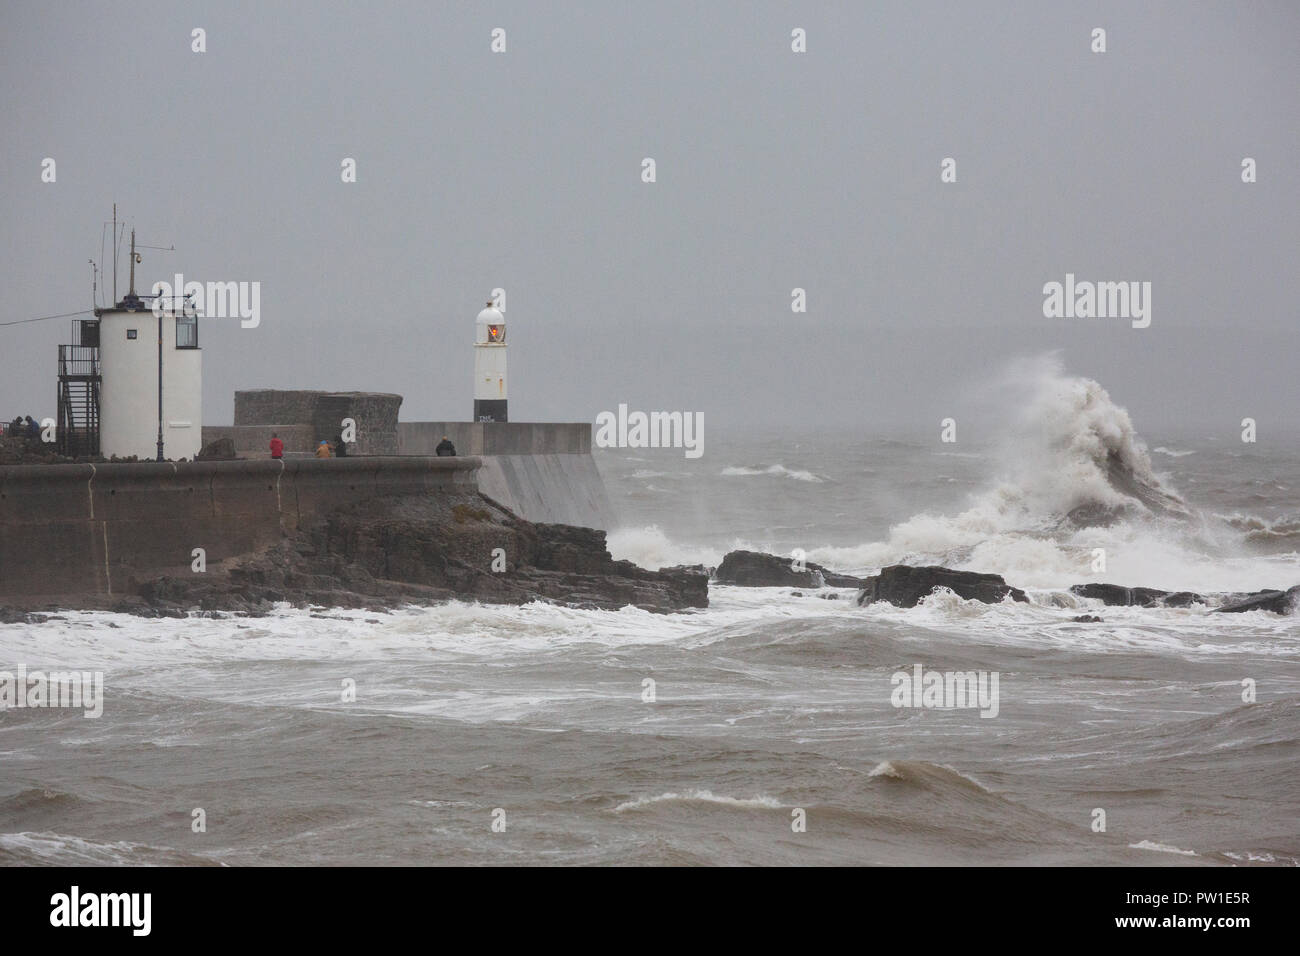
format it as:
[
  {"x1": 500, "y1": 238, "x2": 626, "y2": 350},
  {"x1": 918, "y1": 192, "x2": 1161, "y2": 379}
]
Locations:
[
  {"x1": 269, "y1": 433, "x2": 284, "y2": 459},
  {"x1": 315, "y1": 440, "x2": 332, "y2": 459},
  {"x1": 435, "y1": 435, "x2": 456, "y2": 457},
  {"x1": 333, "y1": 434, "x2": 347, "y2": 458}
]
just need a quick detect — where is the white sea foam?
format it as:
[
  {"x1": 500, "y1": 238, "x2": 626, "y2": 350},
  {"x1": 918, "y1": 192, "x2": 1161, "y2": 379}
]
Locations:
[
  {"x1": 0, "y1": 580, "x2": 1293, "y2": 741},
  {"x1": 1223, "y1": 850, "x2": 1285, "y2": 863},
  {"x1": 0, "y1": 831, "x2": 208, "y2": 866},
  {"x1": 721, "y1": 464, "x2": 826, "y2": 482},
  {"x1": 2, "y1": 357, "x2": 1296, "y2": 741},
  {"x1": 1128, "y1": 839, "x2": 1198, "y2": 856},
  {"x1": 612, "y1": 790, "x2": 785, "y2": 812},
  {"x1": 606, "y1": 525, "x2": 730, "y2": 570}
]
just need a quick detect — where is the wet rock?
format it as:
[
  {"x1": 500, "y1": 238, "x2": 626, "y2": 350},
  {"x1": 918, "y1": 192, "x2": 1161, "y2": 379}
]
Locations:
[
  {"x1": 127, "y1": 491, "x2": 709, "y2": 616},
  {"x1": 1069, "y1": 583, "x2": 1170, "y2": 607},
  {"x1": 857, "y1": 565, "x2": 1028, "y2": 608},
  {"x1": 110, "y1": 596, "x2": 153, "y2": 615},
  {"x1": 1213, "y1": 586, "x2": 1300, "y2": 615},
  {"x1": 714, "y1": 550, "x2": 862, "y2": 588},
  {"x1": 1072, "y1": 614, "x2": 1104, "y2": 623}
]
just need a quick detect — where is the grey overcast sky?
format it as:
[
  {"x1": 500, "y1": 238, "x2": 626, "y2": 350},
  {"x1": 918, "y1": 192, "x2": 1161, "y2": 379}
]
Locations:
[{"x1": 2, "y1": 0, "x2": 1296, "y2": 441}]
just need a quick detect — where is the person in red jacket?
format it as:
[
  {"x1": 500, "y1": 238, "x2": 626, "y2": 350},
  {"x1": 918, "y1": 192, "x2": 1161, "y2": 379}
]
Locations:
[{"x1": 269, "y1": 433, "x2": 284, "y2": 459}]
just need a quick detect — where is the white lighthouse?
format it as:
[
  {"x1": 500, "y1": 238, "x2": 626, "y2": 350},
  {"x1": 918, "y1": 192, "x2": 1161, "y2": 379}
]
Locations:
[{"x1": 474, "y1": 299, "x2": 507, "y2": 422}]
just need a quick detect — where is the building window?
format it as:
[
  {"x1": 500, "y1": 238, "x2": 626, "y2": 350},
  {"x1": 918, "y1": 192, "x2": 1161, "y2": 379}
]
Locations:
[
  {"x1": 127, "y1": 329, "x2": 137, "y2": 340},
  {"x1": 176, "y1": 313, "x2": 198, "y2": 349}
]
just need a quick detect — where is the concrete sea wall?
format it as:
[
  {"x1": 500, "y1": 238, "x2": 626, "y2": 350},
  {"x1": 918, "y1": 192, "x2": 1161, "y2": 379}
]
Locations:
[
  {"x1": 476, "y1": 455, "x2": 615, "y2": 530},
  {"x1": 399, "y1": 422, "x2": 614, "y2": 529},
  {"x1": 0, "y1": 457, "x2": 480, "y2": 598}
]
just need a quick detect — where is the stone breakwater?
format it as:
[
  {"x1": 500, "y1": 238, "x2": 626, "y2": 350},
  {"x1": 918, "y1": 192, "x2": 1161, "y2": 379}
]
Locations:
[{"x1": 0, "y1": 456, "x2": 705, "y2": 616}]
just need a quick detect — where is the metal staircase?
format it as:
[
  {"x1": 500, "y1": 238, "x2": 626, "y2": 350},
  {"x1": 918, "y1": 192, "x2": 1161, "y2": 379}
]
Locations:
[{"x1": 57, "y1": 342, "x2": 101, "y2": 458}]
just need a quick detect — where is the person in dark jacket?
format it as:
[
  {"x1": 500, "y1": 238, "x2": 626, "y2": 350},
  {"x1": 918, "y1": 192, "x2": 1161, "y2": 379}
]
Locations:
[
  {"x1": 333, "y1": 434, "x2": 347, "y2": 457},
  {"x1": 25, "y1": 416, "x2": 39, "y2": 440},
  {"x1": 435, "y1": 436, "x2": 456, "y2": 457}
]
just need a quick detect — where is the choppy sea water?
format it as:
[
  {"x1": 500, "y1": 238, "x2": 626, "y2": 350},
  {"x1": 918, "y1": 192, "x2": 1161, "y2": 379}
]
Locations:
[{"x1": 2, "y1": 370, "x2": 1298, "y2": 866}]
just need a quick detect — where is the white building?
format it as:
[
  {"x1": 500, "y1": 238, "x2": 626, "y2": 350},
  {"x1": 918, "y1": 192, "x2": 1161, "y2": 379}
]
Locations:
[
  {"x1": 94, "y1": 295, "x2": 202, "y2": 460},
  {"x1": 62, "y1": 228, "x2": 203, "y2": 460}
]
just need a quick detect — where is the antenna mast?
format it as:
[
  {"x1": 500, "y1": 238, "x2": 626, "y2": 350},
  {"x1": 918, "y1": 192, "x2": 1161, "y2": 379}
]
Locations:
[{"x1": 128, "y1": 228, "x2": 139, "y2": 297}]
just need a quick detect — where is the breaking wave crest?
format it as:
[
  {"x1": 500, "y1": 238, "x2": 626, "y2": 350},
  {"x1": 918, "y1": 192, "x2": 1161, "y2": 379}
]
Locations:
[
  {"x1": 613, "y1": 790, "x2": 785, "y2": 812},
  {"x1": 721, "y1": 464, "x2": 826, "y2": 482},
  {"x1": 611, "y1": 356, "x2": 1297, "y2": 593},
  {"x1": 605, "y1": 526, "x2": 729, "y2": 570},
  {"x1": 807, "y1": 357, "x2": 1296, "y2": 590}
]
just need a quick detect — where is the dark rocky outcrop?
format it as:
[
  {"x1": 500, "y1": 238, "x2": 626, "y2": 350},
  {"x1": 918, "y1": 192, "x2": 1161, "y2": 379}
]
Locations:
[
  {"x1": 1212, "y1": 586, "x2": 1300, "y2": 615},
  {"x1": 123, "y1": 491, "x2": 708, "y2": 616},
  {"x1": 1069, "y1": 583, "x2": 1172, "y2": 607},
  {"x1": 714, "y1": 550, "x2": 862, "y2": 588},
  {"x1": 856, "y1": 565, "x2": 1028, "y2": 608},
  {"x1": 1072, "y1": 614, "x2": 1104, "y2": 623},
  {"x1": 1069, "y1": 584, "x2": 1208, "y2": 608}
]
